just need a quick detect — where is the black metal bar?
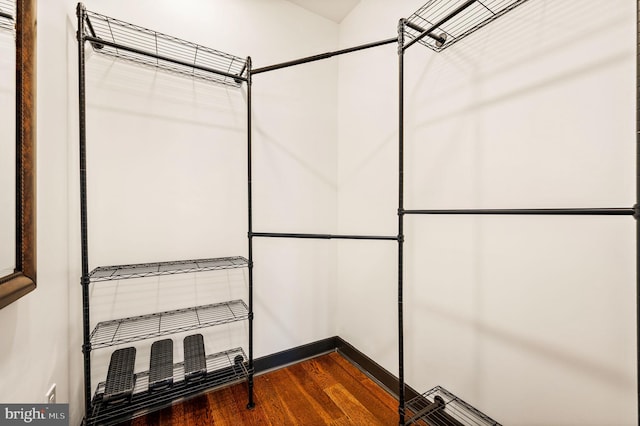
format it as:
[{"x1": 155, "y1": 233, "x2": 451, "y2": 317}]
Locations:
[
  {"x1": 402, "y1": 208, "x2": 635, "y2": 216},
  {"x1": 403, "y1": 0, "x2": 477, "y2": 51},
  {"x1": 252, "y1": 37, "x2": 398, "y2": 75},
  {"x1": 407, "y1": 397, "x2": 446, "y2": 423},
  {"x1": 83, "y1": 35, "x2": 248, "y2": 83},
  {"x1": 83, "y1": 13, "x2": 98, "y2": 39},
  {"x1": 397, "y1": 19, "x2": 406, "y2": 426},
  {"x1": 77, "y1": 2, "x2": 92, "y2": 420},
  {"x1": 251, "y1": 232, "x2": 397, "y2": 241},
  {"x1": 0, "y1": 11, "x2": 12, "y2": 21},
  {"x1": 404, "y1": 20, "x2": 446, "y2": 44},
  {"x1": 238, "y1": 60, "x2": 248, "y2": 80},
  {"x1": 246, "y1": 56, "x2": 255, "y2": 411}
]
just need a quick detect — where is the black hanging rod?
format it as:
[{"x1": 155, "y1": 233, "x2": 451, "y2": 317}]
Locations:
[
  {"x1": 0, "y1": 11, "x2": 12, "y2": 21},
  {"x1": 251, "y1": 232, "x2": 397, "y2": 241},
  {"x1": 252, "y1": 37, "x2": 398, "y2": 75},
  {"x1": 82, "y1": 35, "x2": 248, "y2": 83},
  {"x1": 402, "y1": 207, "x2": 635, "y2": 216},
  {"x1": 403, "y1": 0, "x2": 476, "y2": 51}
]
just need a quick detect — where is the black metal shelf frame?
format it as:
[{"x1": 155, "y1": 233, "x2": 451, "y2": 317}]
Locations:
[
  {"x1": 88, "y1": 347, "x2": 251, "y2": 426},
  {"x1": 89, "y1": 300, "x2": 249, "y2": 349},
  {"x1": 0, "y1": 0, "x2": 14, "y2": 30},
  {"x1": 76, "y1": 2, "x2": 254, "y2": 422}
]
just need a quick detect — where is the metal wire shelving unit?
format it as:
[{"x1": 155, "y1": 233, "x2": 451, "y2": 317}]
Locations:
[
  {"x1": 82, "y1": 9, "x2": 248, "y2": 87},
  {"x1": 76, "y1": 3, "x2": 253, "y2": 424},
  {"x1": 74, "y1": 0, "x2": 640, "y2": 425}
]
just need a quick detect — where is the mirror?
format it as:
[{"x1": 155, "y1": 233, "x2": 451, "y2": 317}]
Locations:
[
  {"x1": 0, "y1": 0, "x2": 36, "y2": 309},
  {"x1": 0, "y1": 0, "x2": 15, "y2": 279}
]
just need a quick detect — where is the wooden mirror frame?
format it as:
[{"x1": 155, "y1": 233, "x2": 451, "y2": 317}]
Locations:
[{"x1": 0, "y1": 0, "x2": 36, "y2": 309}]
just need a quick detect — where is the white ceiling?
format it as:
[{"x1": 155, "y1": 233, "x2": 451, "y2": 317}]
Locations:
[{"x1": 285, "y1": 0, "x2": 361, "y2": 23}]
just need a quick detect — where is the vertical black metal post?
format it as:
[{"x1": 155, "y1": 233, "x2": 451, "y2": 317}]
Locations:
[
  {"x1": 627, "y1": 2, "x2": 640, "y2": 423},
  {"x1": 246, "y1": 56, "x2": 256, "y2": 410},
  {"x1": 397, "y1": 18, "x2": 406, "y2": 426},
  {"x1": 76, "y1": 2, "x2": 92, "y2": 420}
]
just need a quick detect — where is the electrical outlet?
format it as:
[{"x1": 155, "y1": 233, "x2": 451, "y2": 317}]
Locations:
[{"x1": 45, "y1": 384, "x2": 56, "y2": 404}]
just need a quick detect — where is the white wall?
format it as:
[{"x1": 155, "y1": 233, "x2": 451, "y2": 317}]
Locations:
[
  {"x1": 0, "y1": 0, "x2": 73, "y2": 417},
  {"x1": 337, "y1": 0, "x2": 636, "y2": 425}
]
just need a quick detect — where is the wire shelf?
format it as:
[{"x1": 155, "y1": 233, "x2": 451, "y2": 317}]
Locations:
[
  {"x1": 88, "y1": 347, "x2": 251, "y2": 425},
  {"x1": 0, "y1": 0, "x2": 15, "y2": 31},
  {"x1": 89, "y1": 256, "x2": 248, "y2": 282},
  {"x1": 405, "y1": 0, "x2": 530, "y2": 52},
  {"x1": 406, "y1": 386, "x2": 502, "y2": 426},
  {"x1": 82, "y1": 8, "x2": 248, "y2": 87},
  {"x1": 89, "y1": 300, "x2": 249, "y2": 349}
]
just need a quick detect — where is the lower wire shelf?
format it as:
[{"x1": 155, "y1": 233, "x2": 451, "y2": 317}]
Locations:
[
  {"x1": 406, "y1": 386, "x2": 501, "y2": 426},
  {"x1": 87, "y1": 347, "x2": 251, "y2": 426}
]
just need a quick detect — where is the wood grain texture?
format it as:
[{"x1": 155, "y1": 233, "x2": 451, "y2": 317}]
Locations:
[
  {"x1": 126, "y1": 352, "x2": 399, "y2": 425},
  {"x1": 0, "y1": 0, "x2": 37, "y2": 310}
]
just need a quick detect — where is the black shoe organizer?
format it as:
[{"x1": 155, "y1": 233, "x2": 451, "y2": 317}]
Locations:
[{"x1": 88, "y1": 337, "x2": 250, "y2": 425}]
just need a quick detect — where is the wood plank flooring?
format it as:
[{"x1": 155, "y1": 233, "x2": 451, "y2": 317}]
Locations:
[{"x1": 125, "y1": 352, "x2": 399, "y2": 425}]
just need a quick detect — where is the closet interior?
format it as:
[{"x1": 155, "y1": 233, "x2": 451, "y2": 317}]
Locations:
[{"x1": 75, "y1": 1, "x2": 639, "y2": 425}]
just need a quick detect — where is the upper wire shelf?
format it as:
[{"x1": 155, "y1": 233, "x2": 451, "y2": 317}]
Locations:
[
  {"x1": 89, "y1": 256, "x2": 248, "y2": 282},
  {"x1": 81, "y1": 7, "x2": 248, "y2": 87},
  {"x1": 0, "y1": 0, "x2": 15, "y2": 31},
  {"x1": 406, "y1": 386, "x2": 502, "y2": 426},
  {"x1": 404, "y1": 0, "x2": 530, "y2": 52}
]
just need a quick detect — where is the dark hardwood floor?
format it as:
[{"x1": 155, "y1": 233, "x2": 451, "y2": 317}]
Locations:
[{"x1": 125, "y1": 352, "x2": 399, "y2": 425}]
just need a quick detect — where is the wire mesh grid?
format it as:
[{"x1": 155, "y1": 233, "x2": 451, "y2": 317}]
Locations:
[
  {"x1": 90, "y1": 347, "x2": 250, "y2": 425},
  {"x1": 89, "y1": 256, "x2": 248, "y2": 282},
  {"x1": 89, "y1": 299, "x2": 249, "y2": 349},
  {"x1": 405, "y1": 0, "x2": 530, "y2": 52},
  {"x1": 0, "y1": 0, "x2": 15, "y2": 31},
  {"x1": 406, "y1": 386, "x2": 502, "y2": 426},
  {"x1": 83, "y1": 9, "x2": 247, "y2": 87}
]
